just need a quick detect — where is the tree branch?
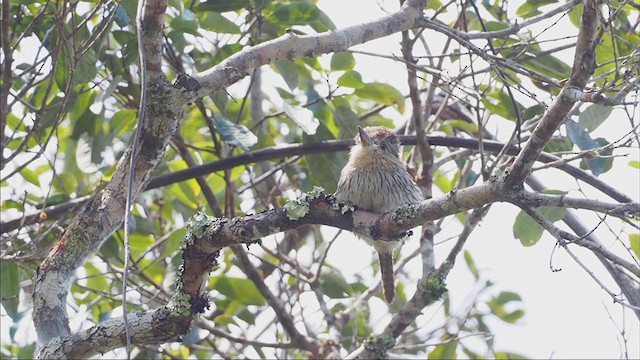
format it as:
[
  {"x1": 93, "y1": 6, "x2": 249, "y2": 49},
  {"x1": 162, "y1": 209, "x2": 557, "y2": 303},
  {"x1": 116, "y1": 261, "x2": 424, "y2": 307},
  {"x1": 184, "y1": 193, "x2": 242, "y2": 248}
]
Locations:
[
  {"x1": 7, "y1": 135, "x2": 632, "y2": 235},
  {"x1": 188, "y1": 0, "x2": 426, "y2": 99},
  {"x1": 504, "y1": 0, "x2": 599, "y2": 187}
]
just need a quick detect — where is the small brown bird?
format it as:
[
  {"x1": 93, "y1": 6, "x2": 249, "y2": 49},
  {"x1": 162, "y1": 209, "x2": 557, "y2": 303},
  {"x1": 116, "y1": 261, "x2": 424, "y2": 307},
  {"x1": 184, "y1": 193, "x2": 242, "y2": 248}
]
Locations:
[{"x1": 334, "y1": 126, "x2": 423, "y2": 303}]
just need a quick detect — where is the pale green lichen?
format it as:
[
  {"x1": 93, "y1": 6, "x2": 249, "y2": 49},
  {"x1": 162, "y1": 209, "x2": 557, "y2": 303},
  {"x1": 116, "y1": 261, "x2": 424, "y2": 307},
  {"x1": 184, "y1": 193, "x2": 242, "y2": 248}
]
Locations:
[
  {"x1": 284, "y1": 199, "x2": 309, "y2": 220},
  {"x1": 364, "y1": 333, "x2": 396, "y2": 359},
  {"x1": 168, "y1": 292, "x2": 192, "y2": 317},
  {"x1": 333, "y1": 201, "x2": 355, "y2": 214},
  {"x1": 183, "y1": 213, "x2": 226, "y2": 248},
  {"x1": 284, "y1": 186, "x2": 326, "y2": 220},
  {"x1": 308, "y1": 186, "x2": 325, "y2": 199},
  {"x1": 398, "y1": 202, "x2": 421, "y2": 219},
  {"x1": 186, "y1": 212, "x2": 211, "y2": 238},
  {"x1": 421, "y1": 273, "x2": 448, "y2": 305}
]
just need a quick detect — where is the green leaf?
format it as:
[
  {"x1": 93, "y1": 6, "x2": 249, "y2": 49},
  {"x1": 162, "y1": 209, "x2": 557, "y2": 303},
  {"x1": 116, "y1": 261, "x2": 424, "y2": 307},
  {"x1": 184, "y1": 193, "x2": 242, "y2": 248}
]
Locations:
[
  {"x1": 500, "y1": 309, "x2": 525, "y2": 323},
  {"x1": 319, "y1": 268, "x2": 351, "y2": 298},
  {"x1": 213, "y1": 277, "x2": 266, "y2": 306},
  {"x1": 331, "y1": 98, "x2": 359, "y2": 139},
  {"x1": 433, "y1": 169, "x2": 458, "y2": 194},
  {"x1": 299, "y1": 56, "x2": 323, "y2": 73},
  {"x1": 213, "y1": 115, "x2": 258, "y2": 150},
  {"x1": 6, "y1": 113, "x2": 26, "y2": 133},
  {"x1": 130, "y1": 233, "x2": 155, "y2": 260},
  {"x1": 20, "y1": 167, "x2": 40, "y2": 187},
  {"x1": 168, "y1": 160, "x2": 201, "y2": 208},
  {"x1": 75, "y1": 50, "x2": 98, "y2": 84},
  {"x1": 426, "y1": 0, "x2": 443, "y2": 11},
  {"x1": 330, "y1": 52, "x2": 355, "y2": 71},
  {"x1": 159, "y1": 228, "x2": 187, "y2": 259},
  {"x1": 271, "y1": 2, "x2": 321, "y2": 26},
  {"x1": 354, "y1": 82, "x2": 405, "y2": 113},
  {"x1": 464, "y1": 250, "x2": 479, "y2": 279},
  {"x1": 54, "y1": 51, "x2": 69, "y2": 91},
  {"x1": 302, "y1": 122, "x2": 347, "y2": 193},
  {"x1": 84, "y1": 262, "x2": 109, "y2": 293},
  {"x1": 199, "y1": 12, "x2": 241, "y2": 34},
  {"x1": 310, "y1": 8, "x2": 336, "y2": 32},
  {"x1": 539, "y1": 190, "x2": 567, "y2": 198},
  {"x1": 196, "y1": 0, "x2": 250, "y2": 12},
  {"x1": 544, "y1": 136, "x2": 573, "y2": 153},
  {"x1": 480, "y1": 85, "x2": 521, "y2": 120},
  {"x1": 171, "y1": 9, "x2": 199, "y2": 35},
  {"x1": 0, "y1": 262, "x2": 21, "y2": 320},
  {"x1": 488, "y1": 292, "x2": 524, "y2": 324},
  {"x1": 629, "y1": 233, "x2": 639, "y2": 259},
  {"x1": 494, "y1": 291, "x2": 522, "y2": 305},
  {"x1": 273, "y1": 59, "x2": 299, "y2": 90},
  {"x1": 71, "y1": 112, "x2": 99, "y2": 140},
  {"x1": 211, "y1": 91, "x2": 229, "y2": 112},
  {"x1": 513, "y1": 207, "x2": 565, "y2": 247},
  {"x1": 579, "y1": 104, "x2": 613, "y2": 133},
  {"x1": 516, "y1": 0, "x2": 556, "y2": 18},
  {"x1": 110, "y1": 108, "x2": 137, "y2": 135},
  {"x1": 522, "y1": 54, "x2": 571, "y2": 80},
  {"x1": 282, "y1": 101, "x2": 319, "y2": 135},
  {"x1": 337, "y1": 70, "x2": 365, "y2": 89},
  {"x1": 112, "y1": 30, "x2": 136, "y2": 46},
  {"x1": 484, "y1": 21, "x2": 510, "y2": 31},
  {"x1": 438, "y1": 119, "x2": 478, "y2": 134},
  {"x1": 100, "y1": 237, "x2": 123, "y2": 266},
  {"x1": 17, "y1": 343, "x2": 36, "y2": 360},
  {"x1": 69, "y1": 90, "x2": 96, "y2": 123},
  {"x1": 565, "y1": 119, "x2": 607, "y2": 176},
  {"x1": 522, "y1": 104, "x2": 545, "y2": 121},
  {"x1": 541, "y1": 207, "x2": 566, "y2": 222},
  {"x1": 428, "y1": 341, "x2": 458, "y2": 360}
]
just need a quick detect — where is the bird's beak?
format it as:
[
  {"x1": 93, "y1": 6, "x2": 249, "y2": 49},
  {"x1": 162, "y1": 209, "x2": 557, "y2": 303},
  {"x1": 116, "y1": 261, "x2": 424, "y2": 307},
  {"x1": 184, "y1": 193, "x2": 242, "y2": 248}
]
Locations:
[{"x1": 358, "y1": 127, "x2": 374, "y2": 147}]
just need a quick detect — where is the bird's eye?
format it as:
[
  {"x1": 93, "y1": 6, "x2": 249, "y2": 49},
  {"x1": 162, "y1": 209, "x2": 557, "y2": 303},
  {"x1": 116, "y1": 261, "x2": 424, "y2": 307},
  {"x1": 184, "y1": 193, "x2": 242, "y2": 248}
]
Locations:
[{"x1": 380, "y1": 143, "x2": 387, "y2": 151}]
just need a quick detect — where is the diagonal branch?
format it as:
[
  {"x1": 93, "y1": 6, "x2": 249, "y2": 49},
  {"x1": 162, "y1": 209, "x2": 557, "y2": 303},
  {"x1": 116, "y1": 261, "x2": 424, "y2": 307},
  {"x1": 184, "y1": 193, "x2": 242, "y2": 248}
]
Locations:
[
  {"x1": 504, "y1": 0, "x2": 600, "y2": 187},
  {"x1": 189, "y1": 0, "x2": 427, "y2": 99}
]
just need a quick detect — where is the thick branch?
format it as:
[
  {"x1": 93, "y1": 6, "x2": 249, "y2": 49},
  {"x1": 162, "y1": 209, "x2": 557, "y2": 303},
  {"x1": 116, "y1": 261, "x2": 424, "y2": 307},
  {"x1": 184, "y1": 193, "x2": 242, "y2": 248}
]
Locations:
[
  {"x1": 37, "y1": 308, "x2": 191, "y2": 359},
  {"x1": 32, "y1": 0, "x2": 177, "y2": 346},
  {"x1": 189, "y1": 1, "x2": 425, "y2": 99}
]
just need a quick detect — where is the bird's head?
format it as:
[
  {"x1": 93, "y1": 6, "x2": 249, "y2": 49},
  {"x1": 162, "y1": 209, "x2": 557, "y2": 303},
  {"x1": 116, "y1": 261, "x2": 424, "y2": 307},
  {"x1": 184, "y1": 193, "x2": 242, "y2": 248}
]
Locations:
[{"x1": 355, "y1": 126, "x2": 401, "y2": 159}]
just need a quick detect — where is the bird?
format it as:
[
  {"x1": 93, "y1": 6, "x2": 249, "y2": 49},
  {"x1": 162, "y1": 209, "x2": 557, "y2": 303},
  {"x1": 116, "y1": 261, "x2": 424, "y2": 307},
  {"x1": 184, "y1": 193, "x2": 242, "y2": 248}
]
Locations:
[{"x1": 334, "y1": 126, "x2": 423, "y2": 303}]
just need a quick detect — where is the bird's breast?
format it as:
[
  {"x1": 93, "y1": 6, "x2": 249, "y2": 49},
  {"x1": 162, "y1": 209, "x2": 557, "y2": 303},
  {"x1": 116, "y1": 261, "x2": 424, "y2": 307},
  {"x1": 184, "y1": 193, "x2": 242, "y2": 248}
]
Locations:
[{"x1": 335, "y1": 166, "x2": 422, "y2": 213}]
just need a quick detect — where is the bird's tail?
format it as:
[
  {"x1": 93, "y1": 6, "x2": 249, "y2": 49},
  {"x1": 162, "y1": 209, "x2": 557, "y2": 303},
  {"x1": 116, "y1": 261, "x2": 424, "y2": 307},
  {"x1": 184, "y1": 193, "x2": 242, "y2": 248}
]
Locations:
[{"x1": 378, "y1": 251, "x2": 395, "y2": 304}]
